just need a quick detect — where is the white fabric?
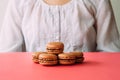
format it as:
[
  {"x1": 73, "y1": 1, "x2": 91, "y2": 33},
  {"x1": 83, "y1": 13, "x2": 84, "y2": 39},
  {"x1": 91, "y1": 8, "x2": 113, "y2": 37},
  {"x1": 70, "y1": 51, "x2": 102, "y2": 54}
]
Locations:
[{"x1": 0, "y1": 0, "x2": 120, "y2": 52}]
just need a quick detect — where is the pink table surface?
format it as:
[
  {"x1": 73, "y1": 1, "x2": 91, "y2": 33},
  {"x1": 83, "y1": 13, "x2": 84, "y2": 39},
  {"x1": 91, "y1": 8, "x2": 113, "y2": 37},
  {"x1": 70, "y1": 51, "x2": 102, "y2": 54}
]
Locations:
[{"x1": 0, "y1": 52, "x2": 120, "y2": 80}]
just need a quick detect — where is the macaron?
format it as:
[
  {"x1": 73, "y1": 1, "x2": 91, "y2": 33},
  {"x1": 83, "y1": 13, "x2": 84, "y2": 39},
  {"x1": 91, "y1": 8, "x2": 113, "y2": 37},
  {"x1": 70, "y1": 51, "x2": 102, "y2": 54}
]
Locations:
[
  {"x1": 32, "y1": 52, "x2": 47, "y2": 63},
  {"x1": 39, "y1": 53, "x2": 58, "y2": 66},
  {"x1": 70, "y1": 52, "x2": 84, "y2": 63},
  {"x1": 58, "y1": 53, "x2": 76, "y2": 65},
  {"x1": 46, "y1": 42, "x2": 64, "y2": 54}
]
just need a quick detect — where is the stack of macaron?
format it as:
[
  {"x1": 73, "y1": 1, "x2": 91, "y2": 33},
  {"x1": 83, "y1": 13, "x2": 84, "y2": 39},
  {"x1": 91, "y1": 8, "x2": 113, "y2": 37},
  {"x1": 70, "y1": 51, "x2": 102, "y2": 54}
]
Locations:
[{"x1": 32, "y1": 42, "x2": 84, "y2": 66}]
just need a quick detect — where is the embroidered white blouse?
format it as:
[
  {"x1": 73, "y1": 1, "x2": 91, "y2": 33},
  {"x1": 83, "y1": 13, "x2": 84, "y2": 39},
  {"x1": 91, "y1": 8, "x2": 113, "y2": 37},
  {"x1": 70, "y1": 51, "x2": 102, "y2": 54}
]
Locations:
[{"x1": 0, "y1": 0, "x2": 120, "y2": 52}]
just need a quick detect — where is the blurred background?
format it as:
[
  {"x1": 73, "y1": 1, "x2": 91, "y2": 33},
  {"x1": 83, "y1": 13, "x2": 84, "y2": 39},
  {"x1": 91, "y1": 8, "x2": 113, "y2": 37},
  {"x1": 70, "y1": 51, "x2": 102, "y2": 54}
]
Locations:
[{"x1": 0, "y1": 0, "x2": 120, "y2": 32}]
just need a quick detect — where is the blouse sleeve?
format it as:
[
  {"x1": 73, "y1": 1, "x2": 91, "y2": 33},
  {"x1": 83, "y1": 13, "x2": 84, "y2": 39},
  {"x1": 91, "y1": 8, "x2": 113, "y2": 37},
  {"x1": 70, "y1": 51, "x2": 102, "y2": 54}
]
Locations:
[
  {"x1": 0, "y1": 0, "x2": 25, "y2": 52},
  {"x1": 95, "y1": 0, "x2": 120, "y2": 52}
]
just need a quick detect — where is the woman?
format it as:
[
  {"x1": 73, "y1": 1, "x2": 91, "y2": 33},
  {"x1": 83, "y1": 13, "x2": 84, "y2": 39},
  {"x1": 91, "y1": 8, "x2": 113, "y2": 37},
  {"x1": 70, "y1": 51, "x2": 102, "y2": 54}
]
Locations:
[{"x1": 0, "y1": 0, "x2": 120, "y2": 52}]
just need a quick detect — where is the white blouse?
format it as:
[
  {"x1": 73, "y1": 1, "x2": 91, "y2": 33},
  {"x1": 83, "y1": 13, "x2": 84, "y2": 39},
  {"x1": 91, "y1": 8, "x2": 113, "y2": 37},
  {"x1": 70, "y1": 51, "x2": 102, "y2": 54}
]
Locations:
[{"x1": 0, "y1": 0, "x2": 120, "y2": 52}]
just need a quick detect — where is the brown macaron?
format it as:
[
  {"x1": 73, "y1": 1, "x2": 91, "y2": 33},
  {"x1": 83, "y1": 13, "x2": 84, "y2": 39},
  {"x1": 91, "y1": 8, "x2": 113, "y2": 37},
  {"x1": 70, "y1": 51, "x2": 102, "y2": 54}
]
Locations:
[
  {"x1": 70, "y1": 52, "x2": 84, "y2": 63},
  {"x1": 46, "y1": 42, "x2": 64, "y2": 54},
  {"x1": 39, "y1": 53, "x2": 58, "y2": 66},
  {"x1": 58, "y1": 53, "x2": 76, "y2": 65},
  {"x1": 32, "y1": 52, "x2": 47, "y2": 63}
]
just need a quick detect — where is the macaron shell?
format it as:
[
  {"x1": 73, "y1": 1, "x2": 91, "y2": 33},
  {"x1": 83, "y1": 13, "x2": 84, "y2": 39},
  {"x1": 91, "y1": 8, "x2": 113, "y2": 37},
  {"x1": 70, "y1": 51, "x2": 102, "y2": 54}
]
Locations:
[
  {"x1": 39, "y1": 53, "x2": 58, "y2": 60},
  {"x1": 46, "y1": 42, "x2": 64, "y2": 48},
  {"x1": 69, "y1": 52, "x2": 83, "y2": 57},
  {"x1": 59, "y1": 59, "x2": 75, "y2": 65},
  {"x1": 58, "y1": 53, "x2": 76, "y2": 60},
  {"x1": 39, "y1": 60, "x2": 58, "y2": 65},
  {"x1": 76, "y1": 57, "x2": 84, "y2": 63},
  {"x1": 47, "y1": 50, "x2": 63, "y2": 54}
]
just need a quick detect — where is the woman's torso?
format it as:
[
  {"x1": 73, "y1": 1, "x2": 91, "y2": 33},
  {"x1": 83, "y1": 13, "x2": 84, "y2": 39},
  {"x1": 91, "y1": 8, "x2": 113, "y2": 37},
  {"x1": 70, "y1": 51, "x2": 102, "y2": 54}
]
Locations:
[{"x1": 21, "y1": 0, "x2": 97, "y2": 52}]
